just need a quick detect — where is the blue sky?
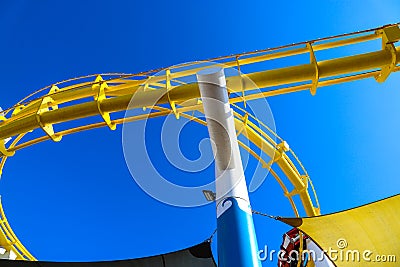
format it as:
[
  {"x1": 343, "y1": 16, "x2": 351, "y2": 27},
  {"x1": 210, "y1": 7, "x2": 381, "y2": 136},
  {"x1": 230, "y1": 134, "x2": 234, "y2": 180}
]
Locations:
[{"x1": 0, "y1": 1, "x2": 399, "y2": 265}]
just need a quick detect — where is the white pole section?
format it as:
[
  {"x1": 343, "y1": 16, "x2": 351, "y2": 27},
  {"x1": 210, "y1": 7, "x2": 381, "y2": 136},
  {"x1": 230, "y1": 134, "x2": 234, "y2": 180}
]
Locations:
[{"x1": 197, "y1": 67, "x2": 261, "y2": 267}]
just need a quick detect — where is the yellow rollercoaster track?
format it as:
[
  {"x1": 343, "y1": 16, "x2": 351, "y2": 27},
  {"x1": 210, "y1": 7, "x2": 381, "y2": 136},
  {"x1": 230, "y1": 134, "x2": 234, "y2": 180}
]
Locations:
[{"x1": 0, "y1": 24, "x2": 399, "y2": 261}]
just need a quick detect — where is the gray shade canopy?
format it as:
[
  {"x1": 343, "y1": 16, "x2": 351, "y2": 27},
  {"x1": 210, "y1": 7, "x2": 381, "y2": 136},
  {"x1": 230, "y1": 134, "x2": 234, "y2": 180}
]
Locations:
[{"x1": 0, "y1": 241, "x2": 216, "y2": 267}]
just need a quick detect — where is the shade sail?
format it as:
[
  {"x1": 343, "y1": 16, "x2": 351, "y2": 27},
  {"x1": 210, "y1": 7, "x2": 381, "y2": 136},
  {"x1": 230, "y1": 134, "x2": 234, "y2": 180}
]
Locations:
[
  {"x1": 279, "y1": 194, "x2": 400, "y2": 267},
  {"x1": 0, "y1": 241, "x2": 216, "y2": 267}
]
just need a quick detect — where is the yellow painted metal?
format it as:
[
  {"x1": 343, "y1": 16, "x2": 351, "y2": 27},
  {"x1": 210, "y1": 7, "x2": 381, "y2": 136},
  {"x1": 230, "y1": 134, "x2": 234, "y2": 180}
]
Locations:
[
  {"x1": 0, "y1": 139, "x2": 14, "y2": 157},
  {"x1": 1, "y1": 45, "x2": 399, "y2": 140},
  {"x1": 307, "y1": 42, "x2": 319, "y2": 96},
  {"x1": 165, "y1": 68, "x2": 180, "y2": 119},
  {"x1": 375, "y1": 25, "x2": 400, "y2": 82},
  {"x1": 36, "y1": 96, "x2": 62, "y2": 142},
  {"x1": 0, "y1": 197, "x2": 35, "y2": 260},
  {"x1": 0, "y1": 23, "x2": 398, "y2": 261},
  {"x1": 92, "y1": 75, "x2": 117, "y2": 130},
  {"x1": 0, "y1": 117, "x2": 15, "y2": 157}
]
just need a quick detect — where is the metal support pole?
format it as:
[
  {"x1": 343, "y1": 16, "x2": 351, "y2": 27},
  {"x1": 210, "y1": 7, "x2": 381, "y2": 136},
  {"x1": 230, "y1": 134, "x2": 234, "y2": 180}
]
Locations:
[{"x1": 197, "y1": 68, "x2": 261, "y2": 267}]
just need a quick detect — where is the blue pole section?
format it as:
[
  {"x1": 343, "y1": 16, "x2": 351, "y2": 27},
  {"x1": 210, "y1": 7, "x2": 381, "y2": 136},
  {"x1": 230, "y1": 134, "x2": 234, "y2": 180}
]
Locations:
[{"x1": 197, "y1": 68, "x2": 261, "y2": 267}]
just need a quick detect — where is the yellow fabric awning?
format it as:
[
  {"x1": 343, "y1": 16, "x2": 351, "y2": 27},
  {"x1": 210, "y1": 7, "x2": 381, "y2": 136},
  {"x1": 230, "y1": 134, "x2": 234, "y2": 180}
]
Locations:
[{"x1": 279, "y1": 194, "x2": 400, "y2": 267}]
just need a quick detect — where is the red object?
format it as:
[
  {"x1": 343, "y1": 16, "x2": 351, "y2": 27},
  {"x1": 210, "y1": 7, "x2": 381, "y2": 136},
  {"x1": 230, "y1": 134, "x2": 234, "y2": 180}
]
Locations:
[{"x1": 278, "y1": 228, "x2": 308, "y2": 267}]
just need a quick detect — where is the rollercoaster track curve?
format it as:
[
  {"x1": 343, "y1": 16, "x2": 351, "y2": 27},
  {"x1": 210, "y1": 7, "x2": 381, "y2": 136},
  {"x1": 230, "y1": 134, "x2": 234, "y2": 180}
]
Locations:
[{"x1": 0, "y1": 23, "x2": 399, "y2": 261}]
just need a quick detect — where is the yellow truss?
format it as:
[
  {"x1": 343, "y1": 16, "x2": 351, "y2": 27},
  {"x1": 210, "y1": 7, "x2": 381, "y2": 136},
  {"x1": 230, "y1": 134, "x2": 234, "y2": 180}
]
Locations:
[{"x1": 0, "y1": 24, "x2": 399, "y2": 260}]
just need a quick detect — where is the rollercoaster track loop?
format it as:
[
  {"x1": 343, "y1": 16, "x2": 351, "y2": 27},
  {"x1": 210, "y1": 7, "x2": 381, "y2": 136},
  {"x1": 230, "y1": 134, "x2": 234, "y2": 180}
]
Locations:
[
  {"x1": 2, "y1": 22, "x2": 399, "y2": 116},
  {"x1": 0, "y1": 23, "x2": 399, "y2": 141},
  {"x1": 0, "y1": 100, "x2": 319, "y2": 261},
  {"x1": 0, "y1": 23, "x2": 398, "y2": 261},
  {"x1": 1, "y1": 44, "x2": 399, "y2": 141}
]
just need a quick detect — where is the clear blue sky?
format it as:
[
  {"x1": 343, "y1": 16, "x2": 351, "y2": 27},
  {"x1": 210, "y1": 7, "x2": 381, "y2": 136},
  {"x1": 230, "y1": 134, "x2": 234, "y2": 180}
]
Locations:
[{"x1": 0, "y1": 1, "x2": 399, "y2": 266}]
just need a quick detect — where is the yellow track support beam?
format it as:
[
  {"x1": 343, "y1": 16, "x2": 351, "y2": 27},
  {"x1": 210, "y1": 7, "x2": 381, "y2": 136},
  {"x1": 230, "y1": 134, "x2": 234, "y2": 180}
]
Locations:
[
  {"x1": 375, "y1": 25, "x2": 400, "y2": 82},
  {"x1": 92, "y1": 75, "x2": 117, "y2": 130},
  {"x1": 0, "y1": 46, "x2": 399, "y2": 140}
]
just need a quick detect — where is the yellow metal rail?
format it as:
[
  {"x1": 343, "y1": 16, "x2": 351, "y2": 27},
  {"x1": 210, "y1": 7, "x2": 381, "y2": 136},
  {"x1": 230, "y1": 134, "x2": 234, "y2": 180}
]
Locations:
[
  {"x1": 0, "y1": 197, "x2": 35, "y2": 260},
  {"x1": 0, "y1": 23, "x2": 399, "y2": 260}
]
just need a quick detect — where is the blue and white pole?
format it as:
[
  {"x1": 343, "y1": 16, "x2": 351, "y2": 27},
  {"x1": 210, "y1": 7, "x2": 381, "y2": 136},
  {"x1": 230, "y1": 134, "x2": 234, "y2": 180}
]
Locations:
[{"x1": 197, "y1": 68, "x2": 261, "y2": 267}]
